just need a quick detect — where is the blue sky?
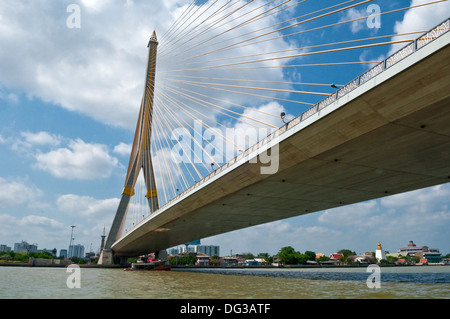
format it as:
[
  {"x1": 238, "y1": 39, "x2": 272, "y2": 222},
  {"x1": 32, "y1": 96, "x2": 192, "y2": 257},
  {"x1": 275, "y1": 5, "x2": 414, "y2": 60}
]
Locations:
[{"x1": 0, "y1": 0, "x2": 449, "y2": 257}]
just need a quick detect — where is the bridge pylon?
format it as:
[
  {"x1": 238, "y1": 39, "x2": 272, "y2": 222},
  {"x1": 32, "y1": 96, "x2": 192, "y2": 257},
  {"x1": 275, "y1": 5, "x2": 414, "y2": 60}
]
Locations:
[{"x1": 99, "y1": 31, "x2": 159, "y2": 265}]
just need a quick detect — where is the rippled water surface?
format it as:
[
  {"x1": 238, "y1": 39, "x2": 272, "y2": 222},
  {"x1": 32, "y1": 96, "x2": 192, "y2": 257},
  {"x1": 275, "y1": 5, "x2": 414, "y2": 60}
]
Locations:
[{"x1": 0, "y1": 266, "x2": 449, "y2": 299}]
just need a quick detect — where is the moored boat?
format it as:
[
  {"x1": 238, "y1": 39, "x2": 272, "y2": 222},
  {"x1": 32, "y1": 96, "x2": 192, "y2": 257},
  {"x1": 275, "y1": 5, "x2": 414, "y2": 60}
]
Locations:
[{"x1": 130, "y1": 260, "x2": 171, "y2": 271}]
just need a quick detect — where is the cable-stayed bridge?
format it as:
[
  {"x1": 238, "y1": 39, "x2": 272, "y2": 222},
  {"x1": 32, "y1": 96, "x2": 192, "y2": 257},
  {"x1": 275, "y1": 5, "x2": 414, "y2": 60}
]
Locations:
[{"x1": 99, "y1": 0, "x2": 450, "y2": 264}]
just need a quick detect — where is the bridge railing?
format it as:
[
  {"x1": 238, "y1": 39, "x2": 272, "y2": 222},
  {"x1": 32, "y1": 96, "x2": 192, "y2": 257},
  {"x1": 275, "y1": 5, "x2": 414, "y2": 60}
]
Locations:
[
  {"x1": 316, "y1": 18, "x2": 449, "y2": 112},
  {"x1": 140, "y1": 18, "x2": 450, "y2": 225}
]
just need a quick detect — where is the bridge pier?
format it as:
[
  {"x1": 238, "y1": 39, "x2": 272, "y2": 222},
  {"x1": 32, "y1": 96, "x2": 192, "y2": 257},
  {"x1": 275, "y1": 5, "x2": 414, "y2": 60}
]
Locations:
[
  {"x1": 99, "y1": 249, "x2": 131, "y2": 266},
  {"x1": 155, "y1": 250, "x2": 169, "y2": 265},
  {"x1": 99, "y1": 246, "x2": 169, "y2": 266}
]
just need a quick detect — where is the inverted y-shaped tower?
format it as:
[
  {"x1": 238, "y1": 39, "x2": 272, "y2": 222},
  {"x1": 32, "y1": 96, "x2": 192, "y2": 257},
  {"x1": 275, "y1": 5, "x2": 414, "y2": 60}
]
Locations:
[{"x1": 100, "y1": 31, "x2": 159, "y2": 265}]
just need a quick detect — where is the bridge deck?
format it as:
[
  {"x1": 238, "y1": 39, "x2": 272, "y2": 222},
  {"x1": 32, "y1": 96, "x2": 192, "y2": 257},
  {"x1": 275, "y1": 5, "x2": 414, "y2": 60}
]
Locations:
[{"x1": 112, "y1": 24, "x2": 450, "y2": 257}]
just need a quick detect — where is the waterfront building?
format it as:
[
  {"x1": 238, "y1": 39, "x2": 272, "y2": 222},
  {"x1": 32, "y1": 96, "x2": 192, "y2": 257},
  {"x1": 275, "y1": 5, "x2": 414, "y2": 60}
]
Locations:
[
  {"x1": 415, "y1": 249, "x2": 443, "y2": 264},
  {"x1": 69, "y1": 244, "x2": 85, "y2": 258},
  {"x1": 375, "y1": 242, "x2": 387, "y2": 262},
  {"x1": 245, "y1": 259, "x2": 259, "y2": 266},
  {"x1": 0, "y1": 244, "x2": 11, "y2": 252},
  {"x1": 254, "y1": 258, "x2": 267, "y2": 265},
  {"x1": 174, "y1": 244, "x2": 220, "y2": 257},
  {"x1": 167, "y1": 247, "x2": 179, "y2": 256},
  {"x1": 392, "y1": 241, "x2": 443, "y2": 264},
  {"x1": 14, "y1": 241, "x2": 38, "y2": 253},
  {"x1": 326, "y1": 253, "x2": 344, "y2": 265},
  {"x1": 60, "y1": 249, "x2": 67, "y2": 258},
  {"x1": 397, "y1": 240, "x2": 429, "y2": 256},
  {"x1": 221, "y1": 256, "x2": 238, "y2": 265},
  {"x1": 196, "y1": 245, "x2": 220, "y2": 257},
  {"x1": 422, "y1": 251, "x2": 443, "y2": 264},
  {"x1": 386, "y1": 252, "x2": 408, "y2": 259},
  {"x1": 195, "y1": 253, "x2": 210, "y2": 266}
]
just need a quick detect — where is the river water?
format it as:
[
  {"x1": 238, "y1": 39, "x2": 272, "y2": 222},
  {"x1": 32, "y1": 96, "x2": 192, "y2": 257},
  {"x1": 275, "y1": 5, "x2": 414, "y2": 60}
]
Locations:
[{"x1": 0, "y1": 265, "x2": 449, "y2": 299}]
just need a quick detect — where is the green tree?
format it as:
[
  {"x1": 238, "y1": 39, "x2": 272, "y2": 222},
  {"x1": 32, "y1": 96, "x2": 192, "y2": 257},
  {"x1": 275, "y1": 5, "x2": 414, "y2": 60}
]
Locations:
[
  {"x1": 30, "y1": 252, "x2": 53, "y2": 259},
  {"x1": 296, "y1": 253, "x2": 308, "y2": 264},
  {"x1": 14, "y1": 252, "x2": 29, "y2": 262},
  {"x1": 338, "y1": 249, "x2": 356, "y2": 258},
  {"x1": 209, "y1": 259, "x2": 220, "y2": 266},
  {"x1": 304, "y1": 251, "x2": 316, "y2": 261},
  {"x1": 277, "y1": 246, "x2": 298, "y2": 264},
  {"x1": 128, "y1": 257, "x2": 139, "y2": 263},
  {"x1": 277, "y1": 247, "x2": 310, "y2": 265},
  {"x1": 169, "y1": 255, "x2": 196, "y2": 265},
  {"x1": 386, "y1": 255, "x2": 398, "y2": 263}
]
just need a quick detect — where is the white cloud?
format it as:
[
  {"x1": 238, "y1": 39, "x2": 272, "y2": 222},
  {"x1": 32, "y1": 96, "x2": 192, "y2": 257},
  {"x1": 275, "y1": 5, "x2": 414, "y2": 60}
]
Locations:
[
  {"x1": 380, "y1": 184, "x2": 450, "y2": 210},
  {"x1": 0, "y1": 177, "x2": 43, "y2": 207},
  {"x1": 0, "y1": 213, "x2": 68, "y2": 250},
  {"x1": 317, "y1": 200, "x2": 379, "y2": 226},
  {"x1": 35, "y1": 138, "x2": 119, "y2": 179},
  {"x1": 79, "y1": 0, "x2": 111, "y2": 12},
  {"x1": 56, "y1": 194, "x2": 119, "y2": 219},
  {"x1": 21, "y1": 131, "x2": 61, "y2": 147},
  {"x1": 389, "y1": 0, "x2": 450, "y2": 55},
  {"x1": 113, "y1": 142, "x2": 132, "y2": 156},
  {"x1": 0, "y1": 86, "x2": 18, "y2": 103},
  {"x1": 18, "y1": 215, "x2": 65, "y2": 229},
  {"x1": 340, "y1": 7, "x2": 368, "y2": 34},
  {"x1": 56, "y1": 194, "x2": 120, "y2": 247},
  {"x1": 0, "y1": 0, "x2": 295, "y2": 130},
  {"x1": 234, "y1": 101, "x2": 293, "y2": 132}
]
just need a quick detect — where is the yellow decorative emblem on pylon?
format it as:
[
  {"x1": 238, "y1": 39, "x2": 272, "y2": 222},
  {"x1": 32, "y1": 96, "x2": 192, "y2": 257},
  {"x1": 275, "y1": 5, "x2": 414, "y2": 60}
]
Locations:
[
  {"x1": 146, "y1": 189, "x2": 158, "y2": 198},
  {"x1": 122, "y1": 186, "x2": 135, "y2": 196}
]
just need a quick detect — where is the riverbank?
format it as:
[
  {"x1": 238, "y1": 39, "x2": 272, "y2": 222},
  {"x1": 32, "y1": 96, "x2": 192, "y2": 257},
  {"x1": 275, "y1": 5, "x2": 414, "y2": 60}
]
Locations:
[
  {"x1": 0, "y1": 261, "x2": 122, "y2": 268},
  {"x1": 2, "y1": 261, "x2": 446, "y2": 269}
]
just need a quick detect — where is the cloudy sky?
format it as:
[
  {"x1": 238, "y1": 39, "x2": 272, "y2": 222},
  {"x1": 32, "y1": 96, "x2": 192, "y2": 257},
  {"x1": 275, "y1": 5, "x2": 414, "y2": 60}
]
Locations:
[{"x1": 0, "y1": 0, "x2": 449, "y2": 257}]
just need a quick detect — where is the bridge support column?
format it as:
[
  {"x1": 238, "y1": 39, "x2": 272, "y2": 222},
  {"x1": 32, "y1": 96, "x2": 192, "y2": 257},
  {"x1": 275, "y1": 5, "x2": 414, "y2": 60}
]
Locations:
[
  {"x1": 156, "y1": 250, "x2": 169, "y2": 265},
  {"x1": 98, "y1": 249, "x2": 113, "y2": 265}
]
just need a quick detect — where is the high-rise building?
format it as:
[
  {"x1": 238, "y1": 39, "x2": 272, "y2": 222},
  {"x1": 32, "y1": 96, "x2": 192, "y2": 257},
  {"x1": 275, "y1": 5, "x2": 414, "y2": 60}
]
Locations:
[
  {"x1": 168, "y1": 244, "x2": 220, "y2": 257},
  {"x1": 60, "y1": 249, "x2": 68, "y2": 258},
  {"x1": 69, "y1": 244, "x2": 85, "y2": 258},
  {"x1": 14, "y1": 241, "x2": 38, "y2": 253},
  {"x1": 196, "y1": 245, "x2": 220, "y2": 257}
]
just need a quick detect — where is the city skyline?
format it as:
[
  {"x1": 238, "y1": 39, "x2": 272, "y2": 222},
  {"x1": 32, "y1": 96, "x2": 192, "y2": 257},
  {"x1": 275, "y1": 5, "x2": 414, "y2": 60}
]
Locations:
[
  {"x1": 2, "y1": 223, "x2": 448, "y2": 258},
  {"x1": 1, "y1": 1, "x2": 449, "y2": 259}
]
